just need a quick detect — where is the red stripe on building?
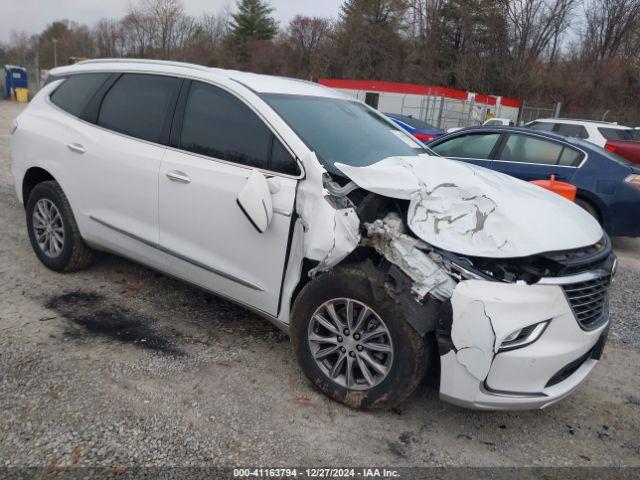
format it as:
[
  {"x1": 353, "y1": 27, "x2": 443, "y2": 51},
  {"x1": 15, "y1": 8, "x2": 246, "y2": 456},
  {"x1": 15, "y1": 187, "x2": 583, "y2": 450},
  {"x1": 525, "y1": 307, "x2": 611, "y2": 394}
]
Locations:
[
  {"x1": 474, "y1": 94, "x2": 497, "y2": 106},
  {"x1": 501, "y1": 97, "x2": 521, "y2": 108},
  {"x1": 318, "y1": 79, "x2": 468, "y2": 101}
]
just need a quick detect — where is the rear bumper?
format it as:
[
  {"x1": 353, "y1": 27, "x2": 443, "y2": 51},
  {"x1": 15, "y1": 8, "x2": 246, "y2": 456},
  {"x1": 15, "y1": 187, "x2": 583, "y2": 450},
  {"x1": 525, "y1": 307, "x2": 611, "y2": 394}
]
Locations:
[{"x1": 438, "y1": 278, "x2": 609, "y2": 410}]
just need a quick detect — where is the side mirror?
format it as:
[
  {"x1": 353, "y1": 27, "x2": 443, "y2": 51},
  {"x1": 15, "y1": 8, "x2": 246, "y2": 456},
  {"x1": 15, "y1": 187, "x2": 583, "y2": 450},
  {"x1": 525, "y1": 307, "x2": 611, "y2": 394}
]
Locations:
[{"x1": 237, "y1": 169, "x2": 274, "y2": 233}]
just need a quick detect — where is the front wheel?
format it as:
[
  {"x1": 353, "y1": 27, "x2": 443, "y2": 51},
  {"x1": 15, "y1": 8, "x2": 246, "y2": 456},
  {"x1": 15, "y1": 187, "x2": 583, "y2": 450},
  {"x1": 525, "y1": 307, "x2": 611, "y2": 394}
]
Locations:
[{"x1": 290, "y1": 265, "x2": 429, "y2": 410}]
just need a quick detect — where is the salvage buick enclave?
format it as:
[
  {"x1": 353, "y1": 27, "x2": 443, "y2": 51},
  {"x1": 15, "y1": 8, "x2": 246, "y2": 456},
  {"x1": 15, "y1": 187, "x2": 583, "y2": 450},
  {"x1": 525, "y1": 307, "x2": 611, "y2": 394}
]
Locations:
[{"x1": 10, "y1": 60, "x2": 615, "y2": 410}]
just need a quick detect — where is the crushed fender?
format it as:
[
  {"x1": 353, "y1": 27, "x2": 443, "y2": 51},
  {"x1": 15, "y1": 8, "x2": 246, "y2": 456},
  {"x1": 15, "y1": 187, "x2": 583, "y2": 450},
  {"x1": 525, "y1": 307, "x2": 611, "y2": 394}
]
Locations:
[{"x1": 363, "y1": 213, "x2": 455, "y2": 302}]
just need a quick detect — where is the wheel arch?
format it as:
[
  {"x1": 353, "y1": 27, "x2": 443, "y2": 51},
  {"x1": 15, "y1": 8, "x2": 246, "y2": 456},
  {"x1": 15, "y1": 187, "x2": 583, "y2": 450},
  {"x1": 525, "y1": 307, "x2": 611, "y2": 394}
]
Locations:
[
  {"x1": 574, "y1": 190, "x2": 605, "y2": 224},
  {"x1": 22, "y1": 167, "x2": 56, "y2": 208}
]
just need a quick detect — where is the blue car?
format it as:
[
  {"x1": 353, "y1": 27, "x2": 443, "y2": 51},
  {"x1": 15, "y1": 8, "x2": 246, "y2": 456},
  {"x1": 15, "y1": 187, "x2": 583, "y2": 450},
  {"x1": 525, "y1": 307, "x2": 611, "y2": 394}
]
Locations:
[
  {"x1": 385, "y1": 113, "x2": 445, "y2": 143},
  {"x1": 428, "y1": 126, "x2": 640, "y2": 237}
]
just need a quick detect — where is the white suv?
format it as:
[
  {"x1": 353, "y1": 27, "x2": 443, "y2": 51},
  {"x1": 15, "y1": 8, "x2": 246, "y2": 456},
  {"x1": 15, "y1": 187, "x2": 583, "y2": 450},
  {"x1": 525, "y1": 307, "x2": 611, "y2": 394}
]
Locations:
[
  {"x1": 526, "y1": 118, "x2": 634, "y2": 147},
  {"x1": 11, "y1": 60, "x2": 615, "y2": 410}
]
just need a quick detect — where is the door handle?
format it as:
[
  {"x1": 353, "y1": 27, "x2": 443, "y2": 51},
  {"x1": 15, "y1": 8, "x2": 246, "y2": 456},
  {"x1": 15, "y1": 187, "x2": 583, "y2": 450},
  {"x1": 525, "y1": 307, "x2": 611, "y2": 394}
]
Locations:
[
  {"x1": 67, "y1": 143, "x2": 85, "y2": 154},
  {"x1": 166, "y1": 170, "x2": 191, "y2": 184}
]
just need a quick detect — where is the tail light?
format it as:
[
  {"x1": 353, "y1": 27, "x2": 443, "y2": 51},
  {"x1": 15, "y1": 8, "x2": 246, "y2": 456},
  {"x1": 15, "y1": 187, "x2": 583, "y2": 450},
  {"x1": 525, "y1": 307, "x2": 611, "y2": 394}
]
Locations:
[
  {"x1": 625, "y1": 174, "x2": 640, "y2": 191},
  {"x1": 605, "y1": 142, "x2": 617, "y2": 153},
  {"x1": 414, "y1": 133, "x2": 435, "y2": 142}
]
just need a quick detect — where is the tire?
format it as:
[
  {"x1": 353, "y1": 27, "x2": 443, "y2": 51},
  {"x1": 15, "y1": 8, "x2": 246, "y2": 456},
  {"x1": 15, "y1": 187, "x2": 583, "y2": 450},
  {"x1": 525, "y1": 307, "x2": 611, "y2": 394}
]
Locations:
[
  {"x1": 290, "y1": 264, "x2": 429, "y2": 410},
  {"x1": 26, "y1": 180, "x2": 94, "y2": 272}
]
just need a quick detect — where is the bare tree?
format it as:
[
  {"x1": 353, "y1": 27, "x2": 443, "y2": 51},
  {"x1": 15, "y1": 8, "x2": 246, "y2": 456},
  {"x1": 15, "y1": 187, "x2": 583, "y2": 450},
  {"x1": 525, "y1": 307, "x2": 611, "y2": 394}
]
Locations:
[
  {"x1": 94, "y1": 18, "x2": 123, "y2": 57},
  {"x1": 285, "y1": 15, "x2": 331, "y2": 78},
  {"x1": 508, "y1": 0, "x2": 578, "y2": 62},
  {"x1": 582, "y1": 0, "x2": 640, "y2": 61}
]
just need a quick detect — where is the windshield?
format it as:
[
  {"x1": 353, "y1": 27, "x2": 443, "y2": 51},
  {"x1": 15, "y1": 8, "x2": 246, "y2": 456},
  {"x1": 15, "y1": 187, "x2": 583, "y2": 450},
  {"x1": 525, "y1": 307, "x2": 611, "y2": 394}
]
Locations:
[
  {"x1": 385, "y1": 113, "x2": 439, "y2": 131},
  {"x1": 261, "y1": 94, "x2": 428, "y2": 172}
]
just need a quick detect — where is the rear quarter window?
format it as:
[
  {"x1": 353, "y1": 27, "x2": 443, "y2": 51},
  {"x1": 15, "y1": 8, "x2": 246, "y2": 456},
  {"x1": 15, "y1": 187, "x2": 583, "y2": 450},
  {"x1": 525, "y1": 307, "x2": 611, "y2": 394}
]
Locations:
[
  {"x1": 50, "y1": 73, "x2": 111, "y2": 117},
  {"x1": 598, "y1": 128, "x2": 634, "y2": 141}
]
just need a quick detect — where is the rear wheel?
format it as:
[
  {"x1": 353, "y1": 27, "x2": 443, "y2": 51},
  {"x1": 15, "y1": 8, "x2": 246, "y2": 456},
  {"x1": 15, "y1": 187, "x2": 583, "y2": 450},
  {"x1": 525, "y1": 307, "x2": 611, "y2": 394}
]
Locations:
[
  {"x1": 26, "y1": 181, "x2": 94, "y2": 272},
  {"x1": 291, "y1": 265, "x2": 429, "y2": 410}
]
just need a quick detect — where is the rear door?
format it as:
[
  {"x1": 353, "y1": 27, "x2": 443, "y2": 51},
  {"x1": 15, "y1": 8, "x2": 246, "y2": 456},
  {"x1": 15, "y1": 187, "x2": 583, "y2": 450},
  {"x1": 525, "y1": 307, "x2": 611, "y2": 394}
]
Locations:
[
  {"x1": 158, "y1": 80, "x2": 300, "y2": 316},
  {"x1": 66, "y1": 73, "x2": 182, "y2": 254},
  {"x1": 429, "y1": 132, "x2": 502, "y2": 169},
  {"x1": 490, "y1": 132, "x2": 583, "y2": 182}
]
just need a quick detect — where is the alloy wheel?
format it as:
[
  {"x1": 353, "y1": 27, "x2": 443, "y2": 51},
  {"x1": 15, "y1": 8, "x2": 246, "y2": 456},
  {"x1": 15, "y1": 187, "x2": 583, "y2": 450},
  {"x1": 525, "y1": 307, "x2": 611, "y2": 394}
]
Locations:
[
  {"x1": 32, "y1": 199, "x2": 65, "y2": 258},
  {"x1": 308, "y1": 298, "x2": 394, "y2": 390}
]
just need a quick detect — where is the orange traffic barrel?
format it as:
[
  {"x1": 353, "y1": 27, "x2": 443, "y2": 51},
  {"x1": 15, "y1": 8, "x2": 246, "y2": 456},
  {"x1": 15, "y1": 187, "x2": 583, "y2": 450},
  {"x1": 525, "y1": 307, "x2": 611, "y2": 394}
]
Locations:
[{"x1": 530, "y1": 175, "x2": 576, "y2": 202}]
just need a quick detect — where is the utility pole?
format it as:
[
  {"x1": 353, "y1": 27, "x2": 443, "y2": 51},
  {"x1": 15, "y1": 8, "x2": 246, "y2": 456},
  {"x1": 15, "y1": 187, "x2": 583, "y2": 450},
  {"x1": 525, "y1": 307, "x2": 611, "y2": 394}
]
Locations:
[{"x1": 52, "y1": 38, "x2": 58, "y2": 67}]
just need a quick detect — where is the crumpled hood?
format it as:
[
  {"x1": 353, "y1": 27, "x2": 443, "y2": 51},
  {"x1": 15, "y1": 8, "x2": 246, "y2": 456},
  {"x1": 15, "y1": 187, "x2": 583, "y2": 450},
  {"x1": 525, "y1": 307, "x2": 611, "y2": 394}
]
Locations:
[{"x1": 335, "y1": 155, "x2": 603, "y2": 258}]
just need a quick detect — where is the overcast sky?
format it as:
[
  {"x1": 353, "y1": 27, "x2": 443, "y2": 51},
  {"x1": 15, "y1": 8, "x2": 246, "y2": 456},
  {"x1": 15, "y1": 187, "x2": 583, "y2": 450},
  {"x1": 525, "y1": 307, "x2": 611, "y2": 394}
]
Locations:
[{"x1": 1, "y1": 0, "x2": 345, "y2": 42}]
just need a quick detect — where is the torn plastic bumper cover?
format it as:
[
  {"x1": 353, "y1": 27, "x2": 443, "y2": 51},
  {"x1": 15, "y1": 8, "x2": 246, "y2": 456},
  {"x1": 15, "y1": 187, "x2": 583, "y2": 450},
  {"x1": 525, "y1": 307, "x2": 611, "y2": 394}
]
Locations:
[{"x1": 439, "y1": 279, "x2": 608, "y2": 410}]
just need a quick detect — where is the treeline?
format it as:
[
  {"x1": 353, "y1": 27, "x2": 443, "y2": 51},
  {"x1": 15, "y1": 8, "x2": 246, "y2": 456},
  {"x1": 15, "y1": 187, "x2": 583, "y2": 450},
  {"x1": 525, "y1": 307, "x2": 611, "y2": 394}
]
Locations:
[{"x1": 2, "y1": 0, "x2": 640, "y2": 122}]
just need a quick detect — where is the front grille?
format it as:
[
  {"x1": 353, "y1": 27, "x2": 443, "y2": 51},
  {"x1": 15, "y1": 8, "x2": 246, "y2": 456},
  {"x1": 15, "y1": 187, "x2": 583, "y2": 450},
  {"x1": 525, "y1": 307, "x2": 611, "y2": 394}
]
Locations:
[{"x1": 562, "y1": 275, "x2": 610, "y2": 330}]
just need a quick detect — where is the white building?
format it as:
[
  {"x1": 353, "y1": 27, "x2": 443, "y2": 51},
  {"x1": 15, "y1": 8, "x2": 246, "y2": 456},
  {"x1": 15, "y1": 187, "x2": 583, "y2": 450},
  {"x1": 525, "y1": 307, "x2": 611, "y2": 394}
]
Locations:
[{"x1": 317, "y1": 79, "x2": 521, "y2": 129}]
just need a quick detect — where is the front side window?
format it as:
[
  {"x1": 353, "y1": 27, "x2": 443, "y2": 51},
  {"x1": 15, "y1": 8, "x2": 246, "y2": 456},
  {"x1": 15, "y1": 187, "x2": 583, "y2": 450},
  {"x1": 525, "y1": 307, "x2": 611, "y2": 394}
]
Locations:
[
  {"x1": 261, "y1": 94, "x2": 427, "y2": 173},
  {"x1": 431, "y1": 133, "x2": 501, "y2": 159},
  {"x1": 556, "y1": 123, "x2": 589, "y2": 138},
  {"x1": 180, "y1": 82, "x2": 297, "y2": 175},
  {"x1": 499, "y1": 134, "x2": 570, "y2": 165},
  {"x1": 50, "y1": 73, "x2": 110, "y2": 117},
  {"x1": 98, "y1": 73, "x2": 182, "y2": 143}
]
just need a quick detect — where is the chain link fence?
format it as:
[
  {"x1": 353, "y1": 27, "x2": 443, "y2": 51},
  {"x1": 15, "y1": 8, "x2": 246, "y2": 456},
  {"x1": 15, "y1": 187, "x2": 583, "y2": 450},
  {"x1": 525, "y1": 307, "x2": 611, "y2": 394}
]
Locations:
[{"x1": 391, "y1": 93, "x2": 490, "y2": 130}]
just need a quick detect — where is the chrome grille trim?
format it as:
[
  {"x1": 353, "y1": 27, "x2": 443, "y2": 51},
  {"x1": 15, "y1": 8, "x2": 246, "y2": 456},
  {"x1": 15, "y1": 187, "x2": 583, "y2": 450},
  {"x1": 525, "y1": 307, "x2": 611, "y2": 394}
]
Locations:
[{"x1": 537, "y1": 271, "x2": 611, "y2": 331}]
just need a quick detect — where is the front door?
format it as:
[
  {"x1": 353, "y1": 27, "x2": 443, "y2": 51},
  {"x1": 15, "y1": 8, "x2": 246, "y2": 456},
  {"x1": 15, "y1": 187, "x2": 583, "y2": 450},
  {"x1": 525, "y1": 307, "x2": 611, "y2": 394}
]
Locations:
[{"x1": 158, "y1": 80, "x2": 300, "y2": 315}]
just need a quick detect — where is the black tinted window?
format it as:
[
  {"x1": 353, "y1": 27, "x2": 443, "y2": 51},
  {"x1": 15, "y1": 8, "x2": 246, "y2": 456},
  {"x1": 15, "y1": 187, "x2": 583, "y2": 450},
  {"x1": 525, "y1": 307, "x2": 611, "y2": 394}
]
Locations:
[
  {"x1": 98, "y1": 74, "x2": 181, "y2": 143},
  {"x1": 528, "y1": 122, "x2": 555, "y2": 131},
  {"x1": 181, "y1": 82, "x2": 297, "y2": 174},
  {"x1": 431, "y1": 133, "x2": 500, "y2": 159},
  {"x1": 598, "y1": 127, "x2": 634, "y2": 141},
  {"x1": 557, "y1": 123, "x2": 588, "y2": 138},
  {"x1": 51, "y1": 73, "x2": 110, "y2": 117}
]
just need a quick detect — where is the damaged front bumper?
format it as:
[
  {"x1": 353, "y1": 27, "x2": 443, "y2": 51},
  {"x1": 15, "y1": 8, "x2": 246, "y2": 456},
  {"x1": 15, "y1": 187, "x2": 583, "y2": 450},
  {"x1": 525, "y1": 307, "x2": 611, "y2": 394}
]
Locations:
[{"x1": 438, "y1": 277, "x2": 610, "y2": 410}]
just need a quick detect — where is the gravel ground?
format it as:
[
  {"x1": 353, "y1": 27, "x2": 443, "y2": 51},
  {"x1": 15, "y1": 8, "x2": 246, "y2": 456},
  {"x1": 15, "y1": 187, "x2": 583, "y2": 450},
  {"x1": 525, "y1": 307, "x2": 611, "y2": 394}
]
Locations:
[{"x1": 1, "y1": 100, "x2": 639, "y2": 469}]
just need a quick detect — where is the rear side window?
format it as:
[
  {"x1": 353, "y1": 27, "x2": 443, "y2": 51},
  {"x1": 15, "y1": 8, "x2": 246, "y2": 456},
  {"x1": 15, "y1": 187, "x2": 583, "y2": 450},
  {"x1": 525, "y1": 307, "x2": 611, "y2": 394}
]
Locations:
[
  {"x1": 598, "y1": 128, "x2": 634, "y2": 141},
  {"x1": 557, "y1": 147, "x2": 584, "y2": 166},
  {"x1": 180, "y1": 81, "x2": 298, "y2": 174},
  {"x1": 50, "y1": 73, "x2": 110, "y2": 117},
  {"x1": 98, "y1": 74, "x2": 182, "y2": 143},
  {"x1": 431, "y1": 133, "x2": 500, "y2": 159},
  {"x1": 557, "y1": 123, "x2": 589, "y2": 138},
  {"x1": 499, "y1": 134, "x2": 581, "y2": 166},
  {"x1": 528, "y1": 122, "x2": 555, "y2": 131}
]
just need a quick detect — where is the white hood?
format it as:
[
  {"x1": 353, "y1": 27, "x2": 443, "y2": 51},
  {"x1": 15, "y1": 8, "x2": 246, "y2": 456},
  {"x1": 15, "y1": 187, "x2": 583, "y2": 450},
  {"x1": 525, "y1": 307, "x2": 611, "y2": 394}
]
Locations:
[{"x1": 335, "y1": 156, "x2": 602, "y2": 258}]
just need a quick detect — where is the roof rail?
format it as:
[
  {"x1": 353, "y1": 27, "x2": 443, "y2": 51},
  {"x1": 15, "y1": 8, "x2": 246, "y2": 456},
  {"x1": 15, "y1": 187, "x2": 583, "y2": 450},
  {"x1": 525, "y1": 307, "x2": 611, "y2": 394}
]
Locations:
[
  {"x1": 553, "y1": 118, "x2": 617, "y2": 125},
  {"x1": 76, "y1": 58, "x2": 212, "y2": 73}
]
